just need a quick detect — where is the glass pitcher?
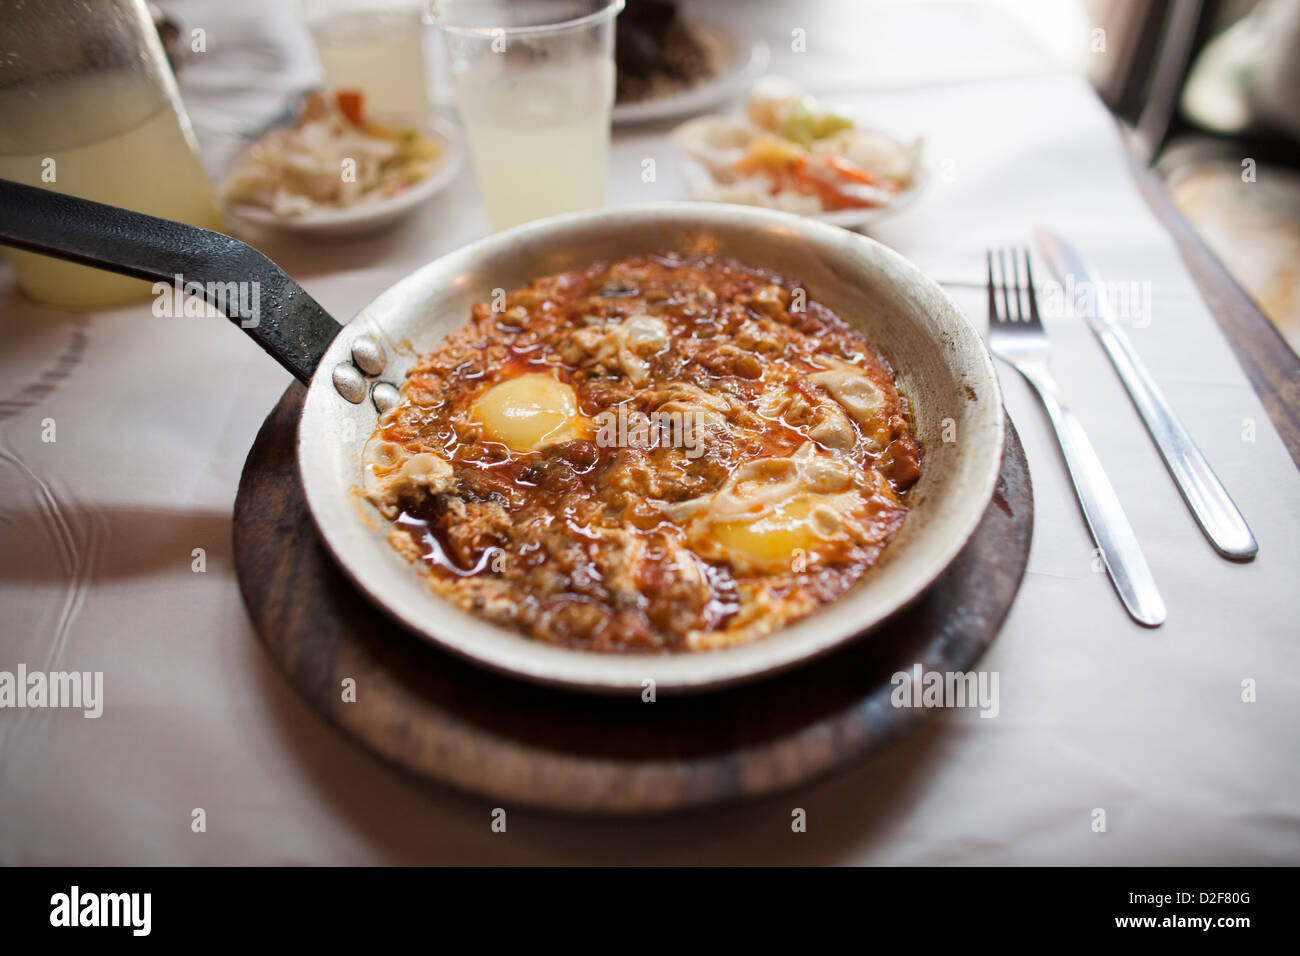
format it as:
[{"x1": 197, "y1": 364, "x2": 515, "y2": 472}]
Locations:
[{"x1": 0, "y1": 0, "x2": 223, "y2": 309}]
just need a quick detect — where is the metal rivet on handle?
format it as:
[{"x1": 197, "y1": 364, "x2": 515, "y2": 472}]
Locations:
[
  {"x1": 372, "y1": 382, "x2": 400, "y2": 414},
  {"x1": 332, "y1": 364, "x2": 367, "y2": 404},
  {"x1": 351, "y1": 336, "x2": 385, "y2": 376}
]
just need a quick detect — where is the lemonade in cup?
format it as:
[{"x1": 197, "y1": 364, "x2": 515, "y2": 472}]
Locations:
[{"x1": 429, "y1": 0, "x2": 623, "y2": 231}]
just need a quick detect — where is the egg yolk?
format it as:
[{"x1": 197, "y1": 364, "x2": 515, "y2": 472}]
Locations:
[
  {"x1": 710, "y1": 496, "x2": 826, "y2": 571},
  {"x1": 472, "y1": 373, "x2": 585, "y2": 452}
]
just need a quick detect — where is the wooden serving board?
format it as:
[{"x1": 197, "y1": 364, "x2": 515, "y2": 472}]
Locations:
[{"x1": 234, "y1": 384, "x2": 1033, "y2": 815}]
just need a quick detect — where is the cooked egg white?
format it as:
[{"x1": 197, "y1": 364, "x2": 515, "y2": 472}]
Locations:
[
  {"x1": 660, "y1": 443, "x2": 865, "y2": 573},
  {"x1": 702, "y1": 488, "x2": 864, "y2": 572},
  {"x1": 711, "y1": 495, "x2": 827, "y2": 570},
  {"x1": 472, "y1": 373, "x2": 587, "y2": 452},
  {"x1": 361, "y1": 438, "x2": 455, "y2": 519},
  {"x1": 807, "y1": 354, "x2": 889, "y2": 450}
]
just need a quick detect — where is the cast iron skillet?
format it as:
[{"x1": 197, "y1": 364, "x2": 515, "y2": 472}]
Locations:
[{"x1": 0, "y1": 179, "x2": 1005, "y2": 694}]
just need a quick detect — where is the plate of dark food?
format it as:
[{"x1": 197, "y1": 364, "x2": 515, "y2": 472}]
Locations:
[{"x1": 613, "y1": 0, "x2": 770, "y2": 126}]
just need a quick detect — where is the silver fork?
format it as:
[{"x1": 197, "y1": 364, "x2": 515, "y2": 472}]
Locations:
[{"x1": 987, "y1": 248, "x2": 1166, "y2": 627}]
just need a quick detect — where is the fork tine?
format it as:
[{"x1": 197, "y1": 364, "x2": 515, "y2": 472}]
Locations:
[
  {"x1": 1022, "y1": 248, "x2": 1041, "y2": 325},
  {"x1": 1015, "y1": 249, "x2": 1026, "y2": 321},
  {"x1": 999, "y1": 248, "x2": 1017, "y2": 323},
  {"x1": 1015, "y1": 248, "x2": 1029, "y2": 322},
  {"x1": 986, "y1": 250, "x2": 1000, "y2": 322}
]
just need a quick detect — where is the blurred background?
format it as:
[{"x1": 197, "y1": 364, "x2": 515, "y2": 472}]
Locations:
[
  {"x1": 150, "y1": 0, "x2": 1300, "y2": 356},
  {"x1": 3, "y1": 0, "x2": 1298, "y2": 352},
  {"x1": 1085, "y1": 0, "x2": 1300, "y2": 355}
]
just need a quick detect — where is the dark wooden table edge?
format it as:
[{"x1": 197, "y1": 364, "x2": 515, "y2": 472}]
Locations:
[{"x1": 1122, "y1": 133, "x2": 1300, "y2": 470}]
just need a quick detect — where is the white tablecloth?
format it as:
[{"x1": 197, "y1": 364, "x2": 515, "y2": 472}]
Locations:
[{"x1": 1, "y1": 0, "x2": 1297, "y2": 865}]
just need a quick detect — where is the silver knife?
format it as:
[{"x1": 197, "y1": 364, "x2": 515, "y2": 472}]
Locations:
[{"x1": 1035, "y1": 228, "x2": 1258, "y2": 560}]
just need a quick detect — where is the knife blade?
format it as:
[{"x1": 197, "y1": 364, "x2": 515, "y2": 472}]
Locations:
[{"x1": 1034, "y1": 227, "x2": 1258, "y2": 560}]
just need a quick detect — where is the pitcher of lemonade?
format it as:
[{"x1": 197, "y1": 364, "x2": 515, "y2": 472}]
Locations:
[{"x1": 0, "y1": 0, "x2": 223, "y2": 309}]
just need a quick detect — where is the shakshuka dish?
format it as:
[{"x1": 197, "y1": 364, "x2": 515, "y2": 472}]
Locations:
[{"x1": 361, "y1": 253, "x2": 921, "y2": 653}]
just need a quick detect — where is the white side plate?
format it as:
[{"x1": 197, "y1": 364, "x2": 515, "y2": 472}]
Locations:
[{"x1": 222, "y1": 116, "x2": 465, "y2": 239}]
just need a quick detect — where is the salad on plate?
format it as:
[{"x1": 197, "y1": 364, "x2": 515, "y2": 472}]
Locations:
[
  {"x1": 673, "y1": 79, "x2": 924, "y2": 220},
  {"x1": 223, "y1": 90, "x2": 443, "y2": 218}
]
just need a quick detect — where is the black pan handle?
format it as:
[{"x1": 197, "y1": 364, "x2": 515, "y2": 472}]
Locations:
[{"x1": 0, "y1": 178, "x2": 341, "y2": 384}]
